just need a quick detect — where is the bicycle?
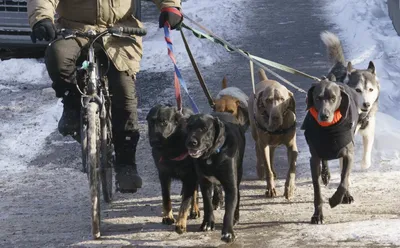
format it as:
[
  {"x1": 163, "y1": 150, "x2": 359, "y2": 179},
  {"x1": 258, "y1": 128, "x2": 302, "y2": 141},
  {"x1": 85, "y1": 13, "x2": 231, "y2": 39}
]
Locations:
[{"x1": 52, "y1": 26, "x2": 147, "y2": 239}]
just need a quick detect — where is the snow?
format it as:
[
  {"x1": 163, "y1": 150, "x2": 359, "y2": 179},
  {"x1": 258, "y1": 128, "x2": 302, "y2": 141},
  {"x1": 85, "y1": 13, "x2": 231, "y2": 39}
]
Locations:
[
  {"x1": 322, "y1": 0, "x2": 400, "y2": 167},
  {"x1": 0, "y1": 101, "x2": 61, "y2": 175},
  {"x1": 301, "y1": 219, "x2": 400, "y2": 246},
  {"x1": 140, "y1": 0, "x2": 247, "y2": 72},
  {"x1": 0, "y1": 58, "x2": 49, "y2": 86}
]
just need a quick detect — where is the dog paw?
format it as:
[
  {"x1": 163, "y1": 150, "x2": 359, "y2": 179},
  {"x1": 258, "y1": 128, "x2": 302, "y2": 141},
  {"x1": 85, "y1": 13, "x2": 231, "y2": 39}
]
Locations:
[
  {"x1": 200, "y1": 221, "x2": 215, "y2": 232},
  {"x1": 221, "y1": 232, "x2": 236, "y2": 243},
  {"x1": 175, "y1": 224, "x2": 187, "y2": 234},
  {"x1": 256, "y1": 165, "x2": 266, "y2": 180},
  {"x1": 284, "y1": 184, "x2": 295, "y2": 200},
  {"x1": 321, "y1": 171, "x2": 331, "y2": 186},
  {"x1": 265, "y1": 187, "x2": 277, "y2": 198},
  {"x1": 341, "y1": 192, "x2": 354, "y2": 204},
  {"x1": 361, "y1": 159, "x2": 371, "y2": 170},
  {"x1": 329, "y1": 185, "x2": 348, "y2": 208},
  {"x1": 329, "y1": 195, "x2": 343, "y2": 209},
  {"x1": 212, "y1": 190, "x2": 224, "y2": 210},
  {"x1": 310, "y1": 214, "x2": 324, "y2": 224},
  {"x1": 162, "y1": 216, "x2": 175, "y2": 225},
  {"x1": 188, "y1": 209, "x2": 201, "y2": 219}
]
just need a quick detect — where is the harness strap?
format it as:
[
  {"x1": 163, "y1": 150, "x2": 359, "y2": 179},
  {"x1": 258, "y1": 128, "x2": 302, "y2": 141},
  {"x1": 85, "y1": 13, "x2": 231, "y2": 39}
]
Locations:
[{"x1": 163, "y1": 24, "x2": 199, "y2": 113}]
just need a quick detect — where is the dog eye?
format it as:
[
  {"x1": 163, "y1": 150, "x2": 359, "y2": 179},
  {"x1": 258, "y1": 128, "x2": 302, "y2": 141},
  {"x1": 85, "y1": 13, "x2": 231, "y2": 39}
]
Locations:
[
  {"x1": 331, "y1": 97, "x2": 336, "y2": 102},
  {"x1": 356, "y1": 88, "x2": 362, "y2": 93},
  {"x1": 160, "y1": 121, "x2": 167, "y2": 126},
  {"x1": 369, "y1": 88, "x2": 374, "y2": 92}
]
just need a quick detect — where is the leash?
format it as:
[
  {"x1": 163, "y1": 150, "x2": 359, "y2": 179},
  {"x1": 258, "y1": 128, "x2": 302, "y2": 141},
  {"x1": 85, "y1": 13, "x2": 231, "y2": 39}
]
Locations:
[
  {"x1": 163, "y1": 24, "x2": 199, "y2": 113},
  {"x1": 182, "y1": 15, "x2": 321, "y2": 93},
  {"x1": 180, "y1": 29, "x2": 215, "y2": 110}
]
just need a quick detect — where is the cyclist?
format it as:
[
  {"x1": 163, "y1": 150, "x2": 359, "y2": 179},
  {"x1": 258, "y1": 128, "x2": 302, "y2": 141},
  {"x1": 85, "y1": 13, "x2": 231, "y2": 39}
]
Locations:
[{"x1": 28, "y1": 0, "x2": 183, "y2": 193}]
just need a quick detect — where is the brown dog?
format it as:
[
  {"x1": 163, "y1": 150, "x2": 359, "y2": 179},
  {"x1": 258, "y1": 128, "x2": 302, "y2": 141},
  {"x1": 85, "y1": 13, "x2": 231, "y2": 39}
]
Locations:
[
  {"x1": 214, "y1": 76, "x2": 250, "y2": 131},
  {"x1": 248, "y1": 69, "x2": 298, "y2": 199}
]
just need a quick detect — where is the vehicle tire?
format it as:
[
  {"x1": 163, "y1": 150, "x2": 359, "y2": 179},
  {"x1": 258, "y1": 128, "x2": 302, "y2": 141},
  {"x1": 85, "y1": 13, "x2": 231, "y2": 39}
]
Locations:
[
  {"x1": 86, "y1": 102, "x2": 101, "y2": 239},
  {"x1": 100, "y1": 107, "x2": 113, "y2": 203}
]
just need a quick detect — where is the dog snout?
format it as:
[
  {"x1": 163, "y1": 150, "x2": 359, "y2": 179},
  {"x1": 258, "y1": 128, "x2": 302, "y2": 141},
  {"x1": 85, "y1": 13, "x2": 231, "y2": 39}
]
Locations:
[
  {"x1": 187, "y1": 138, "x2": 198, "y2": 147},
  {"x1": 270, "y1": 115, "x2": 278, "y2": 122},
  {"x1": 319, "y1": 113, "x2": 329, "y2": 122},
  {"x1": 363, "y1": 102, "x2": 371, "y2": 108}
]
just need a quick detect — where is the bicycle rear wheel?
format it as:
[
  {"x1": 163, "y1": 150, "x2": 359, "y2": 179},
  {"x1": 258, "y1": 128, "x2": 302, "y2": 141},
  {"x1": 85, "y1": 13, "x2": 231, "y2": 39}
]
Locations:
[{"x1": 86, "y1": 102, "x2": 101, "y2": 239}]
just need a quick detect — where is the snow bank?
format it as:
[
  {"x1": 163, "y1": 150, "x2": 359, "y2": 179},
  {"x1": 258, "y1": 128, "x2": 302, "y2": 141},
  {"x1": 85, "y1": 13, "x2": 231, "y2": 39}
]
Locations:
[
  {"x1": 0, "y1": 59, "x2": 49, "y2": 85},
  {"x1": 323, "y1": 0, "x2": 400, "y2": 166}
]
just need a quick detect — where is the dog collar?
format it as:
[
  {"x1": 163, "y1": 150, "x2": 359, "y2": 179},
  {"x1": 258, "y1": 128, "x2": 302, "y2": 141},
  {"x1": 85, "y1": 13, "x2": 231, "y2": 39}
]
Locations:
[
  {"x1": 309, "y1": 107, "x2": 342, "y2": 127},
  {"x1": 159, "y1": 152, "x2": 189, "y2": 163}
]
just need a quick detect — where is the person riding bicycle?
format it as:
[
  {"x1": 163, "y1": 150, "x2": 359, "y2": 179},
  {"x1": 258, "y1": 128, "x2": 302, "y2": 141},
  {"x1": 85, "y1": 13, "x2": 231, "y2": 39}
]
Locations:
[{"x1": 28, "y1": 0, "x2": 183, "y2": 193}]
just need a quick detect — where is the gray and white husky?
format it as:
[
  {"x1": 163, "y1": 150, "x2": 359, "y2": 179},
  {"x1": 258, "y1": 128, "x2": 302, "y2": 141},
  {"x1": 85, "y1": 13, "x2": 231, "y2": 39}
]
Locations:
[{"x1": 320, "y1": 31, "x2": 379, "y2": 170}]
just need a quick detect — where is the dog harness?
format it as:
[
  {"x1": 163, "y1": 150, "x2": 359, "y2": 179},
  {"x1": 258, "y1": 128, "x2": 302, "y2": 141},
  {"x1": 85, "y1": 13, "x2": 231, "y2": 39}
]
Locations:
[
  {"x1": 309, "y1": 107, "x2": 342, "y2": 127},
  {"x1": 254, "y1": 111, "x2": 297, "y2": 135}
]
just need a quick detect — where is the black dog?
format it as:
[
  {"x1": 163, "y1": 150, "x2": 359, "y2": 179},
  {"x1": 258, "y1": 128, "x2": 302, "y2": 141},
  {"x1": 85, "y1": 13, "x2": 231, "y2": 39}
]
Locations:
[
  {"x1": 301, "y1": 79, "x2": 359, "y2": 224},
  {"x1": 147, "y1": 105, "x2": 223, "y2": 234},
  {"x1": 186, "y1": 112, "x2": 245, "y2": 243},
  {"x1": 147, "y1": 105, "x2": 200, "y2": 234}
]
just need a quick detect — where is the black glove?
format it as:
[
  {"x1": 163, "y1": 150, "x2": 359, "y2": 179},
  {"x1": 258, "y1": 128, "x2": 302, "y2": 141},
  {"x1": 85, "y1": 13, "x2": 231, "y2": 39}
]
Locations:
[
  {"x1": 159, "y1": 7, "x2": 183, "y2": 30},
  {"x1": 30, "y1": 18, "x2": 57, "y2": 43}
]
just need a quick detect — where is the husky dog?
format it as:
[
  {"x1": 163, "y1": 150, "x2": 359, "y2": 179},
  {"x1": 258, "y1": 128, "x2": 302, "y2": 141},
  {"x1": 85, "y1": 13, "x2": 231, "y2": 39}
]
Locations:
[{"x1": 320, "y1": 31, "x2": 379, "y2": 170}]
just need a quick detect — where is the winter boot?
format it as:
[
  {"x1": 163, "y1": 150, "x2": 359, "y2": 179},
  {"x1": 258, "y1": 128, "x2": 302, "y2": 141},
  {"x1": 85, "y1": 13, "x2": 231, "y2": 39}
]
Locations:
[
  {"x1": 114, "y1": 131, "x2": 142, "y2": 193},
  {"x1": 58, "y1": 90, "x2": 81, "y2": 141}
]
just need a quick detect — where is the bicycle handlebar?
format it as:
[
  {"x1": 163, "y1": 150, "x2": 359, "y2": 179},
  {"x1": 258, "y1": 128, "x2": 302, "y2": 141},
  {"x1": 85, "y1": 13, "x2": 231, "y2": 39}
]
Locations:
[
  {"x1": 57, "y1": 26, "x2": 147, "y2": 40},
  {"x1": 110, "y1": 27, "x2": 147, "y2": 36}
]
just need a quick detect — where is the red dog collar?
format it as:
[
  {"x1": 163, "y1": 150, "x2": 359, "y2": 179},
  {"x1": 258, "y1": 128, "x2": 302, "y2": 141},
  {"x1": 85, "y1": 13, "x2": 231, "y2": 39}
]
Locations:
[{"x1": 159, "y1": 152, "x2": 188, "y2": 163}]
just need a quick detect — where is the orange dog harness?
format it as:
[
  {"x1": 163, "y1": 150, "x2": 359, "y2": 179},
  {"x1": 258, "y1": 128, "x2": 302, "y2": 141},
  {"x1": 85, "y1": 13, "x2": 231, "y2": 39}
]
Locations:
[{"x1": 309, "y1": 107, "x2": 342, "y2": 127}]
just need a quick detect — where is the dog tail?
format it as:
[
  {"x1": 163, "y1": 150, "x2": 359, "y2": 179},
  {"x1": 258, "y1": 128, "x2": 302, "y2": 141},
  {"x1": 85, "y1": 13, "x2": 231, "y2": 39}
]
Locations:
[
  {"x1": 320, "y1": 31, "x2": 345, "y2": 65},
  {"x1": 258, "y1": 68, "x2": 268, "y2": 81},
  {"x1": 222, "y1": 76, "x2": 228, "y2": 89}
]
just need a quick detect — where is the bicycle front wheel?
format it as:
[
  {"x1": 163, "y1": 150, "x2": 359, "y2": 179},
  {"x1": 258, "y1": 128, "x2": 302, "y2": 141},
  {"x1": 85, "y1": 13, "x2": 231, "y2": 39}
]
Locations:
[
  {"x1": 86, "y1": 102, "x2": 101, "y2": 239},
  {"x1": 100, "y1": 104, "x2": 113, "y2": 203}
]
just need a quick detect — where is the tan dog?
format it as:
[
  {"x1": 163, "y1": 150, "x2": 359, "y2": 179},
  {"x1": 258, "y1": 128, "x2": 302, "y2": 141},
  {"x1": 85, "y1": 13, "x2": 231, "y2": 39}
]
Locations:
[
  {"x1": 214, "y1": 77, "x2": 250, "y2": 131},
  {"x1": 248, "y1": 69, "x2": 298, "y2": 199}
]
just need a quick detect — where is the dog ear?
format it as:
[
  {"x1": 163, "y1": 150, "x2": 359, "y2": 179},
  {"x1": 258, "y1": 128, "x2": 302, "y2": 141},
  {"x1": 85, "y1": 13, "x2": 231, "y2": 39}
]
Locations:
[
  {"x1": 287, "y1": 92, "x2": 296, "y2": 113},
  {"x1": 347, "y1": 62, "x2": 355, "y2": 74},
  {"x1": 306, "y1": 85, "x2": 316, "y2": 110},
  {"x1": 367, "y1": 61, "x2": 376, "y2": 75},
  {"x1": 212, "y1": 116, "x2": 225, "y2": 150},
  {"x1": 146, "y1": 104, "x2": 162, "y2": 121},
  {"x1": 327, "y1": 73, "x2": 336, "y2": 82},
  {"x1": 235, "y1": 100, "x2": 240, "y2": 107},
  {"x1": 222, "y1": 76, "x2": 228, "y2": 89},
  {"x1": 339, "y1": 86, "x2": 350, "y2": 118}
]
